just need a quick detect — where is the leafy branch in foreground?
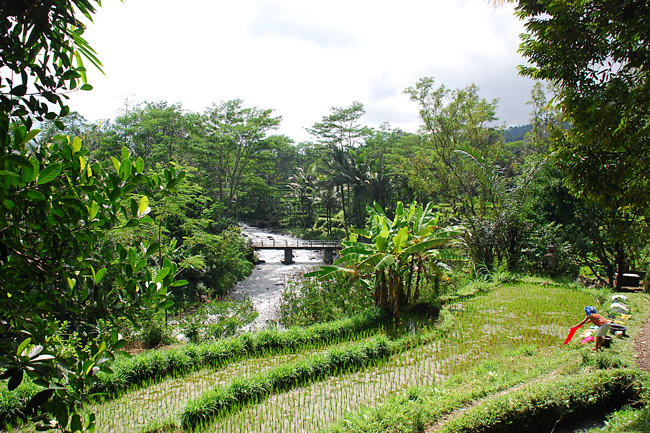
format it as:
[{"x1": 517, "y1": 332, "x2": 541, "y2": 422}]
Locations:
[{"x1": 0, "y1": 129, "x2": 185, "y2": 432}]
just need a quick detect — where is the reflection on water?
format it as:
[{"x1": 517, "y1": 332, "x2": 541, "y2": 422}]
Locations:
[{"x1": 228, "y1": 225, "x2": 325, "y2": 330}]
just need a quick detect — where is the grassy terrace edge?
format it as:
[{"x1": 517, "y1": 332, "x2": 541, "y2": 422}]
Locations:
[
  {"x1": 179, "y1": 314, "x2": 454, "y2": 430},
  {"x1": 0, "y1": 308, "x2": 383, "y2": 427},
  {"x1": 93, "y1": 307, "x2": 383, "y2": 397},
  {"x1": 438, "y1": 368, "x2": 646, "y2": 433},
  {"x1": 180, "y1": 335, "x2": 393, "y2": 429}
]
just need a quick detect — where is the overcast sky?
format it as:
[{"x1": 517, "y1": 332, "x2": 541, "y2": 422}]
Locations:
[{"x1": 67, "y1": 0, "x2": 536, "y2": 143}]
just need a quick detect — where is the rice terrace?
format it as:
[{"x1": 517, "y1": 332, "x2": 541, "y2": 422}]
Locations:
[
  {"x1": 3, "y1": 278, "x2": 650, "y2": 432},
  {"x1": 2, "y1": 0, "x2": 650, "y2": 433}
]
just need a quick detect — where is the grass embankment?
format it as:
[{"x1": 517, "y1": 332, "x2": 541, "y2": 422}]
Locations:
[
  {"x1": 93, "y1": 307, "x2": 383, "y2": 398},
  {"x1": 180, "y1": 336, "x2": 392, "y2": 429},
  {"x1": 0, "y1": 308, "x2": 383, "y2": 429}
]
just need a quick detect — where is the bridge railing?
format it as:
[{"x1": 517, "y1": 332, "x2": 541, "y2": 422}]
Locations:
[{"x1": 250, "y1": 239, "x2": 341, "y2": 248}]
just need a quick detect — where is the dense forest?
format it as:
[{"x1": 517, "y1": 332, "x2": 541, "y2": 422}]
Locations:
[
  {"x1": 1, "y1": 0, "x2": 649, "y2": 431},
  {"x1": 41, "y1": 78, "x2": 647, "y2": 296}
]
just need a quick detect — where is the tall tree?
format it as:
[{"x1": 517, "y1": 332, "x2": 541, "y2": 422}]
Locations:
[
  {"x1": 200, "y1": 100, "x2": 281, "y2": 217},
  {"x1": 516, "y1": 0, "x2": 650, "y2": 212},
  {"x1": 308, "y1": 102, "x2": 370, "y2": 233},
  {"x1": 103, "y1": 101, "x2": 191, "y2": 164},
  {"x1": 404, "y1": 77, "x2": 501, "y2": 216}
]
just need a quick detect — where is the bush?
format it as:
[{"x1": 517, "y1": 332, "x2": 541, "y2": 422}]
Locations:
[
  {"x1": 176, "y1": 226, "x2": 254, "y2": 304},
  {"x1": 177, "y1": 298, "x2": 258, "y2": 343},
  {"x1": 277, "y1": 274, "x2": 373, "y2": 327},
  {"x1": 116, "y1": 311, "x2": 174, "y2": 349}
]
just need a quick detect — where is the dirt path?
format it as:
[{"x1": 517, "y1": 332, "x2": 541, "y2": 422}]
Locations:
[{"x1": 633, "y1": 314, "x2": 650, "y2": 372}]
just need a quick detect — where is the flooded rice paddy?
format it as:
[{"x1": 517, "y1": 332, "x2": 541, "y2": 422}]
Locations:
[{"x1": 79, "y1": 281, "x2": 594, "y2": 432}]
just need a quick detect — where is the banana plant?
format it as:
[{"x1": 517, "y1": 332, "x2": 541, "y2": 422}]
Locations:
[{"x1": 307, "y1": 201, "x2": 464, "y2": 318}]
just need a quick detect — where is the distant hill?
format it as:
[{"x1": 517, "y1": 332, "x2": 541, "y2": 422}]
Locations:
[{"x1": 504, "y1": 124, "x2": 532, "y2": 142}]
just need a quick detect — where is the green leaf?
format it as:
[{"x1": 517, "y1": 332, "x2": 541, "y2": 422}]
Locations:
[
  {"x1": 55, "y1": 403, "x2": 68, "y2": 429},
  {"x1": 27, "y1": 389, "x2": 54, "y2": 411},
  {"x1": 2, "y1": 199, "x2": 15, "y2": 210},
  {"x1": 79, "y1": 156, "x2": 88, "y2": 173},
  {"x1": 17, "y1": 338, "x2": 31, "y2": 357},
  {"x1": 80, "y1": 84, "x2": 93, "y2": 91},
  {"x1": 26, "y1": 191, "x2": 45, "y2": 201},
  {"x1": 0, "y1": 170, "x2": 19, "y2": 178},
  {"x1": 70, "y1": 413, "x2": 83, "y2": 432},
  {"x1": 121, "y1": 146, "x2": 130, "y2": 160},
  {"x1": 110, "y1": 156, "x2": 121, "y2": 174},
  {"x1": 22, "y1": 158, "x2": 37, "y2": 182},
  {"x1": 133, "y1": 259, "x2": 146, "y2": 273},
  {"x1": 94, "y1": 268, "x2": 107, "y2": 284},
  {"x1": 10, "y1": 84, "x2": 27, "y2": 96},
  {"x1": 154, "y1": 267, "x2": 170, "y2": 284},
  {"x1": 125, "y1": 219, "x2": 139, "y2": 228},
  {"x1": 7, "y1": 370, "x2": 23, "y2": 391},
  {"x1": 72, "y1": 136, "x2": 82, "y2": 153},
  {"x1": 158, "y1": 300, "x2": 175, "y2": 309},
  {"x1": 146, "y1": 242, "x2": 160, "y2": 257},
  {"x1": 119, "y1": 158, "x2": 132, "y2": 181},
  {"x1": 393, "y1": 227, "x2": 410, "y2": 251},
  {"x1": 36, "y1": 163, "x2": 62, "y2": 185},
  {"x1": 375, "y1": 254, "x2": 396, "y2": 271},
  {"x1": 75, "y1": 52, "x2": 88, "y2": 83},
  {"x1": 135, "y1": 157, "x2": 144, "y2": 173},
  {"x1": 170, "y1": 279, "x2": 188, "y2": 287},
  {"x1": 138, "y1": 195, "x2": 149, "y2": 217},
  {"x1": 6, "y1": 155, "x2": 33, "y2": 169},
  {"x1": 375, "y1": 233, "x2": 388, "y2": 252},
  {"x1": 88, "y1": 201, "x2": 99, "y2": 219},
  {"x1": 128, "y1": 248, "x2": 137, "y2": 267}
]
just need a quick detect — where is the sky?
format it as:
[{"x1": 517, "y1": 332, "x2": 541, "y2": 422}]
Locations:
[{"x1": 68, "y1": 0, "x2": 536, "y2": 143}]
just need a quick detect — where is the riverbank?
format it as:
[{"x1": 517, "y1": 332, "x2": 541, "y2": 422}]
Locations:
[{"x1": 228, "y1": 225, "x2": 324, "y2": 329}]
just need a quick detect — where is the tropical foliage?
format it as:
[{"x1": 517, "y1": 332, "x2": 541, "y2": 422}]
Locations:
[{"x1": 309, "y1": 201, "x2": 464, "y2": 317}]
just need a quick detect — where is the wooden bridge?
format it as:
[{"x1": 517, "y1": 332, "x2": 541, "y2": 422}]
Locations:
[{"x1": 249, "y1": 239, "x2": 341, "y2": 264}]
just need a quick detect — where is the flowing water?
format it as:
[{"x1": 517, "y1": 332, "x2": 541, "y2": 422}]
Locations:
[{"x1": 228, "y1": 225, "x2": 326, "y2": 330}]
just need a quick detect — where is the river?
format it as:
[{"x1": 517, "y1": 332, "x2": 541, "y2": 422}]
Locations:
[{"x1": 228, "y1": 225, "x2": 325, "y2": 330}]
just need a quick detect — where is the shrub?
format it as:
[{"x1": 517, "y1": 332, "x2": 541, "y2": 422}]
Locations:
[
  {"x1": 116, "y1": 311, "x2": 174, "y2": 349},
  {"x1": 177, "y1": 298, "x2": 258, "y2": 343},
  {"x1": 277, "y1": 274, "x2": 373, "y2": 327}
]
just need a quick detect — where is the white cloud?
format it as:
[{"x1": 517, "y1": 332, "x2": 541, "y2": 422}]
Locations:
[{"x1": 69, "y1": 0, "x2": 536, "y2": 143}]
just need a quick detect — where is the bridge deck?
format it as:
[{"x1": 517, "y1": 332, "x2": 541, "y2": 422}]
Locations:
[{"x1": 250, "y1": 240, "x2": 341, "y2": 249}]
